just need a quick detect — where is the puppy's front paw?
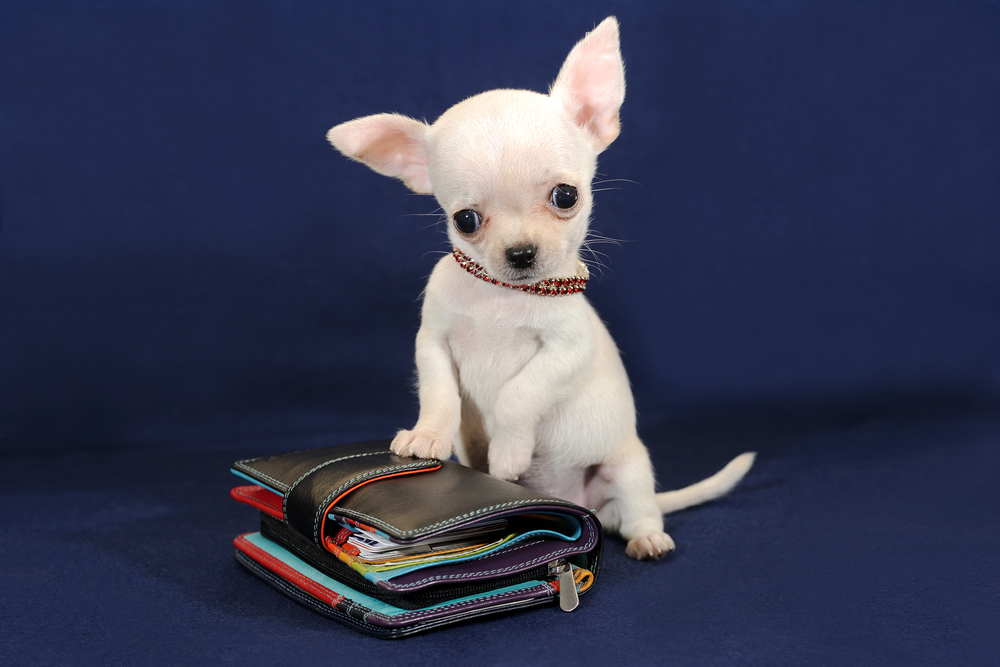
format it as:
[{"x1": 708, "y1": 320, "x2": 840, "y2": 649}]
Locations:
[
  {"x1": 391, "y1": 429, "x2": 454, "y2": 460},
  {"x1": 487, "y1": 441, "x2": 533, "y2": 482},
  {"x1": 625, "y1": 532, "x2": 676, "y2": 560}
]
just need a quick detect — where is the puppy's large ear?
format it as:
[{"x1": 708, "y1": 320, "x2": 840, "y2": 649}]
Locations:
[
  {"x1": 550, "y1": 17, "x2": 626, "y2": 150},
  {"x1": 327, "y1": 113, "x2": 432, "y2": 194}
]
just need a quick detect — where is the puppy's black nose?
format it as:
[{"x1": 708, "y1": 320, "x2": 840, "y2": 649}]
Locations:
[{"x1": 506, "y1": 244, "x2": 537, "y2": 270}]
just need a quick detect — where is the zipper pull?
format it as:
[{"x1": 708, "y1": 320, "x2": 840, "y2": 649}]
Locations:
[{"x1": 548, "y1": 560, "x2": 579, "y2": 612}]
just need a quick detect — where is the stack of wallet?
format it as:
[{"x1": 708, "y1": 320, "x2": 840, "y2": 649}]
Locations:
[{"x1": 229, "y1": 440, "x2": 604, "y2": 637}]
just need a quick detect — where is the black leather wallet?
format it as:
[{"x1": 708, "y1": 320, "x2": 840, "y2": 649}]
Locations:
[{"x1": 230, "y1": 440, "x2": 603, "y2": 637}]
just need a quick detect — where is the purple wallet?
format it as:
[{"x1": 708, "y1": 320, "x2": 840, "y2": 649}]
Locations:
[{"x1": 230, "y1": 440, "x2": 603, "y2": 637}]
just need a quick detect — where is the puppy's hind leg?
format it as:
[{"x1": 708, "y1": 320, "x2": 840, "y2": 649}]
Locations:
[{"x1": 592, "y1": 440, "x2": 675, "y2": 560}]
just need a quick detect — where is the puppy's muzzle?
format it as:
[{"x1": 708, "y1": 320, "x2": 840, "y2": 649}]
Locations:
[{"x1": 506, "y1": 244, "x2": 537, "y2": 270}]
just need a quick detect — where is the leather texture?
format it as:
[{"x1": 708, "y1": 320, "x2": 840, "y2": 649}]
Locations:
[
  {"x1": 233, "y1": 439, "x2": 438, "y2": 494},
  {"x1": 234, "y1": 440, "x2": 597, "y2": 543},
  {"x1": 230, "y1": 440, "x2": 603, "y2": 635}
]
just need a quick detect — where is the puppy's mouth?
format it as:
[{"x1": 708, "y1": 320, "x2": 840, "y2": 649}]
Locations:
[{"x1": 501, "y1": 267, "x2": 541, "y2": 284}]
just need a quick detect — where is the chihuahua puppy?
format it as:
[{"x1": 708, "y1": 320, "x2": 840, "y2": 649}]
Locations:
[{"x1": 327, "y1": 17, "x2": 754, "y2": 559}]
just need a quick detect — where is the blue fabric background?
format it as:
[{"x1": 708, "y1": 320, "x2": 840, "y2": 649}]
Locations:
[{"x1": 2, "y1": 1, "x2": 998, "y2": 665}]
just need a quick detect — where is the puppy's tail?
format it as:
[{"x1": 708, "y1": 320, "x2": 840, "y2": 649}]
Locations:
[{"x1": 656, "y1": 452, "x2": 756, "y2": 515}]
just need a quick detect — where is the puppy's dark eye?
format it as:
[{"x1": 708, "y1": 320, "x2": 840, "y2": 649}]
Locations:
[
  {"x1": 550, "y1": 184, "x2": 578, "y2": 209},
  {"x1": 452, "y1": 209, "x2": 482, "y2": 235}
]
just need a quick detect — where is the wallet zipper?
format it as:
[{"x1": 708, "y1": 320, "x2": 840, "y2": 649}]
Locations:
[
  {"x1": 548, "y1": 560, "x2": 579, "y2": 612},
  {"x1": 259, "y1": 515, "x2": 595, "y2": 613}
]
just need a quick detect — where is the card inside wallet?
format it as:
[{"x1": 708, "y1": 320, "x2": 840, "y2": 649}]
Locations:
[{"x1": 229, "y1": 441, "x2": 603, "y2": 636}]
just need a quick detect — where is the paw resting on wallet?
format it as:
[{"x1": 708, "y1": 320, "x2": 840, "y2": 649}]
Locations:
[{"x1": 391, "y1": 429, "x2": 454, "y2": 460}]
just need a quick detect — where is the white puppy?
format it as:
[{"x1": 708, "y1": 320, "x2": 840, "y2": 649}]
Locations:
[{"x1": 328, "y1": 17, "x2": 754, "y2": 559}]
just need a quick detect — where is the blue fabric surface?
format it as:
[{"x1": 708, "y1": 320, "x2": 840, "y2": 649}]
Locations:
[
  {"x1": 2, "y1": 0, "x2": 998, "y2": 664},
  {"x1": 3, "y1": 411, "x2": 998, "y2": 665}
]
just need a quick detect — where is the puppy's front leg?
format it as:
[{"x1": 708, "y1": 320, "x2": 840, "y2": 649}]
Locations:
[
  {"x1": 488, "y1": 330, "x2": 592, "y2": 481},
  {"x1": 391, "y1": 324, "x2": 461, "y2": 460}
]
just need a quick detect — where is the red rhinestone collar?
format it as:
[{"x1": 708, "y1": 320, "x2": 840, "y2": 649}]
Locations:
[{"x1": 452, "y1": 247, "x2": 589, "y2": 296}]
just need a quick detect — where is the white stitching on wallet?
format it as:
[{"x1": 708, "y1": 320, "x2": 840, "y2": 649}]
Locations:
[
  {"x1": 340, "y1": 498, "x2": 579, "y2": 536},
  {"x1": 384, "y1": 522, "x2": 598, "y2": 589},
  {"x1": 384, "y1": 542, "x2": 537, "y2": 589},
  {"x1": 310, "y1": 461, "x2": 439, "y2": 543},
  {"x1": 378, "y1": 584, "x2": 552, "y2": 621},
  {"x1": 281, "y1": 451, "x2": 387, "y2": 520}
]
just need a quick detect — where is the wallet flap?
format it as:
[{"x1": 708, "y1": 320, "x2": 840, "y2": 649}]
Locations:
[
  {"x1": 332, "y1": 463, "x2": 585, "y2": 542},
  {"x1": 232, "y1": 440, "x2": 439, "y2": 493},
  {"x1": 232, "y1": 440, "x2": 599, "y2": 561},
  {"x1": 234, "y1": 441, "x2": 442, "y2": 545}
]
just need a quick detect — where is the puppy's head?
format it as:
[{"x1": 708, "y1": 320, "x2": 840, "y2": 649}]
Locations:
[{"x1": 328, "y1": 17, "x2": 625, "y2": 283}]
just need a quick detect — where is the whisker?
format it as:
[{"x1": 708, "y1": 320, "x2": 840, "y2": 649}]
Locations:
[
  {"x1": 584, "y1": 249, "x2": 614, "y2": 266},
  {"x1": 592, "y1": 177, "x2": 641, "y2": 186},
  {"x1": 578, "y1": 226, "x2": 637, "y2": 281},
  {"x1": 579, "y1": 239, "x2": 615, "y2": 280},
  {"x1": 585, "y1": 229, "x2": 630, "y2": 247},
  {"x1": 420, "y1": 217, "x2": 448, "y2": 232},
  {"x1": 421, "y1": 249, "x2": 451, "y2": 261},
  {"x1": 585, "y1": 237, "x2": 624, "y2": 248},
  {"x1": 584, "y1": 245, "x2": 614, "y2": 259},
  {"x1": 399, "y1": 208, "x2": 448, "y2": 232}
]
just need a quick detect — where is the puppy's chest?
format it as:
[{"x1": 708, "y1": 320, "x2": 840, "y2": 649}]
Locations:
[{"x1": 445, "y1": 303, "x2": 542, "y2": 394}]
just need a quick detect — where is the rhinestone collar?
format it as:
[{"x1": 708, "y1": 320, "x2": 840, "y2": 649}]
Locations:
[{"x1": 452, "y1": 247, "x2": 589, "y2": 296}]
